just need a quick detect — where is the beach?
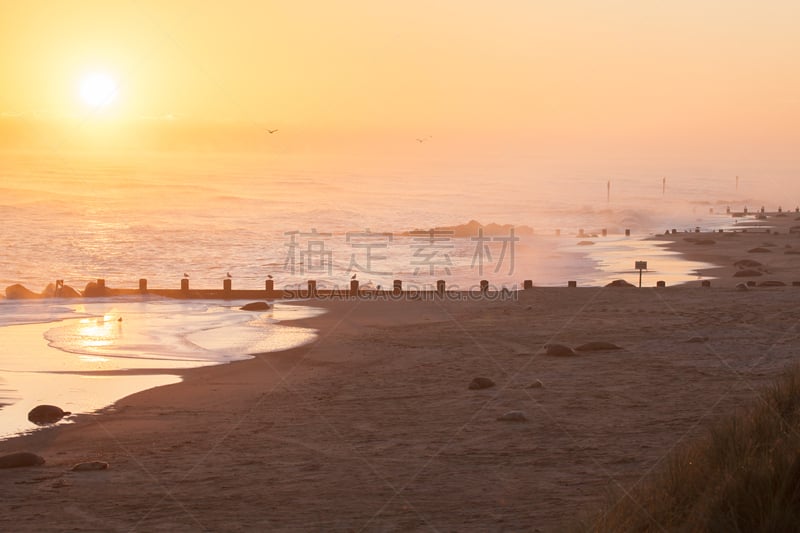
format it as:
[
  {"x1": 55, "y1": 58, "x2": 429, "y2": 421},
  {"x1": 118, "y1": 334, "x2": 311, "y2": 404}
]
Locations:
[{"x1": 1, "y1": 214, "x2": 800, "y2": 531}]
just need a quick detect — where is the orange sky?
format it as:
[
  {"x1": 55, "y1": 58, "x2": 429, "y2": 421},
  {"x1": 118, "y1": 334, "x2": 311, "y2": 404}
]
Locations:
[{"x1": 1, "y1": 1, "x2": 798, "y2": 160}]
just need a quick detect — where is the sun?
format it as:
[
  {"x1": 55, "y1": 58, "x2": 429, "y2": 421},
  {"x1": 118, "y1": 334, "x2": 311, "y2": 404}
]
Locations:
[{"x1": 79, "y1": 72, "x2": 118, "y2": 109}]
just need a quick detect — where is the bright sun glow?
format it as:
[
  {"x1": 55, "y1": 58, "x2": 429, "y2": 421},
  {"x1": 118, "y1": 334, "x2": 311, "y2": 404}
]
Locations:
[{"x1": 79, "y1": 72, "x2": 118, "y2": 109}]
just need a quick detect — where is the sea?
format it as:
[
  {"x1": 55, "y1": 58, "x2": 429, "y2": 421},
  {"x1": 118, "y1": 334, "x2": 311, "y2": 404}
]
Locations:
[{"x1": 0, "y1": 148, "x2": 792, "y2": 440}]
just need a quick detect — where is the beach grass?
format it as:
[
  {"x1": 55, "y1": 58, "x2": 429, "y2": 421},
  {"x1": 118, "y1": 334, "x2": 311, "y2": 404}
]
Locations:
[{"x1": 579, "y1": 363, "x2": 800, "y2": 532}]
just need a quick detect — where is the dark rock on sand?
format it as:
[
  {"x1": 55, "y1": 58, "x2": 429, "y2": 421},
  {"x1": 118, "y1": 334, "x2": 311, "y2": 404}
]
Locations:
[
  {"x1": 759, "y1": 281, "x2": 787, "y2": 287},
  {"x1": 747, "y1": 247, "x2": 772, "y2": 253},
  {"x1": 785, "y1": 250, "x2": 800, "y2": 255},
  {"x1": 605, "y1": 279, "x2": 636, "y2": 288},
  {"x1": 71, "y1": 461, "x2": 109, "y2": 472},
  {"x1": 468, "y1": 377, "x2": 495, "y2": 390},
  {"x1": 575, "y1": 341, "x2": 622, "y2": 352},
  {"x1": 497, "y1": 411, "x2": 528, "y2": 422},
  {"x1": 544, "y1": 343, "x2": 577, "y2": 356},
  {"x1": 529, "y1": 379, "x2": 544, "y2": 389},
  {"x1": 736, "y1": 283, "x2": 749, "y2": 291},
  {"x1": 733, "y1": 269, "x2": 763, "y2": 277},
  {"x1": 5, "y1": 284, "x2": 41, "y2": 299},
  {"x1": 577, "y1": 240, "x2": 595, "y2": 246},
  {"x1": 28, "y1": 405, "x2": 71, "y2": 425},
  {"x1": 734, "y1": 259, "x2": 763, "y2": 268},
  {"x1": 240, "y1": 301, "x2": 271, "y2": 311},
  {"x1": 0, "y1": 452, "x2": 45, "y2": 468}
]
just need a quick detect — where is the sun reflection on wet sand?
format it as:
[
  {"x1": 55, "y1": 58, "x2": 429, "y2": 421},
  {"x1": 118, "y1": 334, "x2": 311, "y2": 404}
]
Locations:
[{"x1": 0, "y1": 300, "x2": 323, "y2": 440}]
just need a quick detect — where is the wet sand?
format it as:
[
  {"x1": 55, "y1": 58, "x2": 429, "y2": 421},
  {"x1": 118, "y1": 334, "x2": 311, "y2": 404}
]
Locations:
[{"x1": 1, "y1": 214, "x2": 800, "y2": 531}]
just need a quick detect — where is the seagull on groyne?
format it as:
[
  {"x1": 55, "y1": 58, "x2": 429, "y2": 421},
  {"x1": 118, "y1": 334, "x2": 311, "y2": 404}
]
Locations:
[
  {"x1": 183, "y1": 273, "x2": 189, "y2": 278},
  {"x1": 267, "y1": 274, "x2": 273, "y2": 279},
  {"x1": 226, "y1": 272, "x2": 232, "y2": 278},
  {"x1": 351, "y1": 273, "x2": 357, "y2": 280}
]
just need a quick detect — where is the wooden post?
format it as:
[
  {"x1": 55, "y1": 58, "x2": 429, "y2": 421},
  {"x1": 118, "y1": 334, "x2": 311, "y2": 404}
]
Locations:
[
  {"x1": 656, "y1": 280, "x2": 666, "y2": 288},
  {"x1": 139, "y1": 279, "x2": 147, "y2": 293},
  {"x1": 555, "y1": 229, "x2": 560, "y2": 236},
  {"x1": 625, "y1": 229, "x2": 631, "y2": 236},
  {"x1": 393, "y1": 279, "x2": 402, "y2": 294},
  {"x1": 265, "y1": 279, "x2": 274, "y2": 293},
  {"x1": 181, "y1": 278, "x2": 189, "y2": 292},
  {"x1": 308, "y1": 280, "x2": 317, "y2": 296},
  {"x1": 701, "y1": 280, "x2": 711, "y2": 287},
  {"x1": 436, "y1": 279, "x2": 445, "y2": 295},
  {"x1": 568, "y1": 281, "x2": 577, "y2": 288},
  {"x1": 601, "y1": 229, "x2": 607, "y2": 237},
  {"x1": 480, "y1": 280, "x2": 489, "y2": 293},
  {"x1": 350, "y1": 279, "x2": 359, "y2": 296},
  {"x1": 223, "y1": 278, "x2": 232, "y2": 294},
  {"x1": 523, "y1": 280, "x2": 533, "y2": 290}
]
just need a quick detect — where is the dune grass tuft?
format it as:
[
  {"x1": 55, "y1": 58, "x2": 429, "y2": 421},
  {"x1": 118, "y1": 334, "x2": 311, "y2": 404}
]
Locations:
[{"x1": 578, "y1": 364, "x2": 800, "y2": 532}]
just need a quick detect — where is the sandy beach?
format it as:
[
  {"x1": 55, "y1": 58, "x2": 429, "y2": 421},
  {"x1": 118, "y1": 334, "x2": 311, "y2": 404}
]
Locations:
[{"x1": 2, "y1": 214, "x2": 800, "y2": 531}]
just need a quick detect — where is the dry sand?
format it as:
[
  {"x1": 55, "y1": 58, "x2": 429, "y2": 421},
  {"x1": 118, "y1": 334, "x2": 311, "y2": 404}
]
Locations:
[{"x1": 2, "y1": 214, "x2": 800, "y2": 531}]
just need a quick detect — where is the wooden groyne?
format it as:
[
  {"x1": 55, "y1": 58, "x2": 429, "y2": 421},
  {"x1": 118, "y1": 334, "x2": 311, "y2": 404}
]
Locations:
[{"x1": 31, "y1": 278, "x2": 531, "y2": 300}]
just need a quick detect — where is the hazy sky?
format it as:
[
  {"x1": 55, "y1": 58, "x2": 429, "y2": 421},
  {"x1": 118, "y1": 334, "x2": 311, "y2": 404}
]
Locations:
[{"x1": 1, "y1": 1, "x2": 798, "y2": 161}]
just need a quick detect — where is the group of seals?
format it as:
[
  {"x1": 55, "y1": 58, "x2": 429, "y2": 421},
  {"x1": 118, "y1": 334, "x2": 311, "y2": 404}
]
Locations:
[{"x1": 0, "y1": 405, "x2": 108, "y2": 470}]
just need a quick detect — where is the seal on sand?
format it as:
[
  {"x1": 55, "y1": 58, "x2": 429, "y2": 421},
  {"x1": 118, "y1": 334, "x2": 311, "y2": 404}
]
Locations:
[
  {"x1": 575, "y1": 341, "x2": 622, "y2": 352},
  {"x1": 0, "y1": 452, "x2": 45, "y2": 468},
  {"x1": 71, "y1": 461, "x2": 109, "y2": 472},
  {"x1": 543, "y1": 343, "x2": 577, "y2": 356},
  {"x1": 28, "y1": 405, "x2": 71, "y2": 425}
]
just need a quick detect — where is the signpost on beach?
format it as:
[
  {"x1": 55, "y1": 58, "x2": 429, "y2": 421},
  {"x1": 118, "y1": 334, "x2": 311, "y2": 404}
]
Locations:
[{"x1": 635, "y1": 261, "x2": 648, "y2": 288}]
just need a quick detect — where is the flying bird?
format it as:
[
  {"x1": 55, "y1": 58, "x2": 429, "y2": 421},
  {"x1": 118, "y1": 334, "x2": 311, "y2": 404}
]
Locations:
[{"x1": 266, "y1": 129, "x2": 278, "y2": 134}]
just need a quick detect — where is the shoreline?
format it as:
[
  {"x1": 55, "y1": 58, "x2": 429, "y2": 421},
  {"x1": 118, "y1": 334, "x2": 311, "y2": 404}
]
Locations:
[{"x1": 1, "y1": 213, "x2": 800, "y2": 530}]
